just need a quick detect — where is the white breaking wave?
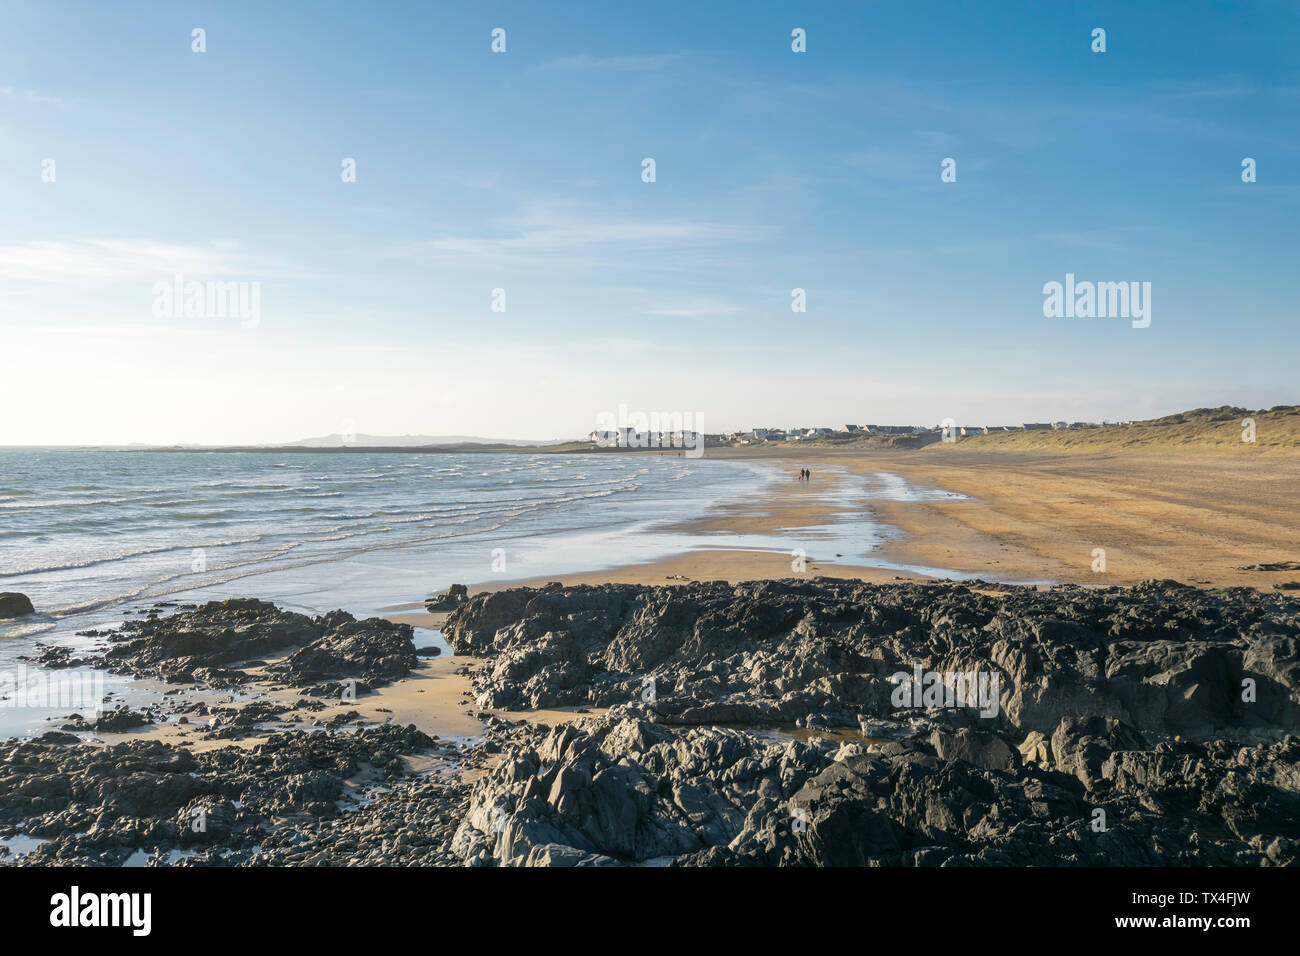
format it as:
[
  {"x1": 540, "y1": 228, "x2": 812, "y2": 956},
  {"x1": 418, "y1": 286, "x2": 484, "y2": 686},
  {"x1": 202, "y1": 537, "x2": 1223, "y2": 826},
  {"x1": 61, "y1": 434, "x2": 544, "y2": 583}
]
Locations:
[
  {"x1": 0, "y1": 534, "x2": 266, "y2": 577},
  {"x1": 0, "y1": 450, "x2": 769, "y2": 657}
]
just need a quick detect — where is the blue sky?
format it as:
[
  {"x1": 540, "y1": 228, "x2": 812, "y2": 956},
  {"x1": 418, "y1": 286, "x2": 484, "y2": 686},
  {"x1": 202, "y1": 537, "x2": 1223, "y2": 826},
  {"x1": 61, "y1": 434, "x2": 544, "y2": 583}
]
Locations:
[{"x1": 1, "y1": 0, "x2": 1297, "y2": 443}]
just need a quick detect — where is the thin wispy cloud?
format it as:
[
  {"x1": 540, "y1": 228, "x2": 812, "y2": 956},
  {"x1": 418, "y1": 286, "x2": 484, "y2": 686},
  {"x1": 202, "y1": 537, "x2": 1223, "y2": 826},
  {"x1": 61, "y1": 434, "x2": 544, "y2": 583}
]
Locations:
[
  {"x1": 645, "y1": 297, "x2": 742, "y2": 317},
  {"x1": 1150, "y1": 76, "x2": 1300, "y2": 100},
  {"x1": 1035, "y1": 226, "x2": 1172, "y2": 252},
  {"x1": 541, "y1": 52, "x2": 689, "y2": 72},
  {"x1": 844, "y1": 147, "x2": 928, "y2": 182},
  {"x1": 934, "y1": 226, "x2": 1172, "y2": 257},
  {"x1": 390, "y1": 200, "x2": 754, "y2": 268},
  {"x1": 0, "y1": 239, "x2": 298, "y2": 283},
  {"x1": 0, "y1": 85, "x2": 73, "y2": 108}
]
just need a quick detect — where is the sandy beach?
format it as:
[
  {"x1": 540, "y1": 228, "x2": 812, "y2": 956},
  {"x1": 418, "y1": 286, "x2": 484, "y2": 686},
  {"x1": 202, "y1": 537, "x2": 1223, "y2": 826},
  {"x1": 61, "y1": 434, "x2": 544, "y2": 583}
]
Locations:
[
  {"x1": 715, "y1": 445, "x2": 1300, "y2": 591},
  {"x1": 79, "y1": 441, "x2": 1300, "y2": 758},
  {"x1": 349, "y1": 443, "x2": 1300, "y2": 744},
  {"x1": 381, "y1": 445, "x2": 1300, "y2": 606}
]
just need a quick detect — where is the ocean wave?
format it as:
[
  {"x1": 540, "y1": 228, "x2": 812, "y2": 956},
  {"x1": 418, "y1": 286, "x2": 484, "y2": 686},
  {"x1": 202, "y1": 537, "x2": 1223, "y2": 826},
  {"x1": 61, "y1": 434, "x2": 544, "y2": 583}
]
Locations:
[
  {"x1": 0, "y1": 619, "x2": 57, "y2": 640},
  {"x1": 0, "y1": 453, "x2": 747, "y2": 636},
  {"x1": 43, "y1": 542, "x2": 304, "y2": 617},
  {"x1": 0, "y1": 534, "x2": 265, "y2": 578},
  {"x1": 0, "y1": 495, "x2": 138, "y2": 511}
]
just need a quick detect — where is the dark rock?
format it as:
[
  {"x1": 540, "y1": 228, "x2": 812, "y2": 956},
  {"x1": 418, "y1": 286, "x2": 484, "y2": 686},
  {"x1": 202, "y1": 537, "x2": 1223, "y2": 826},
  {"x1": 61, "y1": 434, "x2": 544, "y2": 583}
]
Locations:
[
  {"x1": 439, "y1": 579, "x2": 1300, "y2": 867},
  {"x1": 92, "y1": 708, "x2": 152, "y2": 733},
  {"x1": 444, "y1": 578, "x2": 1300, "y2": 738},
  {"x1": 0, "y1": 723, "x2": 438, "y2": 866},
  {"x1": 0, "y1": 592, "x2": 35, "y2": 618},
  {"x1": 99, "y1": 598, "x2": 321, "y2": 683},
  {"x1": 35, "y1": 731, "x2": 82, "y2": 746},
  {"x1": 9, "y1": 578, "x2": 1297, "y2": 868},
  {"x1": 426, "y1": 584, "x2": 469, "y2": 612},
  {"x1": 27, "y1": 644, "x2": 81, "y2": 669},
  {"x1": 930, "y1": 728, "x2": 1017, "y2": 771},
  {"x1": 87, "y1": 599, "x2": 418, "y2": 691},
  {"x1": 266, "y1": 617, "x2": 417, "y2": 690}
]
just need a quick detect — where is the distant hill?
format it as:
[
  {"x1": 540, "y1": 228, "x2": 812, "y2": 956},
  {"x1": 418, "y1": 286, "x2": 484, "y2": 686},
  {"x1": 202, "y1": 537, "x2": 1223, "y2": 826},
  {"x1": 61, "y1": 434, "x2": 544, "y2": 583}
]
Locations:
[
  {"x1": 957, "y1": 405, "x2": 1300, "y2": 453},
  {"x1": 761, "y1": 404, "x2": 1300, "y2": 454},
  {"x1": 286, "y1": 433, "x2": 563, "y2": 448}
]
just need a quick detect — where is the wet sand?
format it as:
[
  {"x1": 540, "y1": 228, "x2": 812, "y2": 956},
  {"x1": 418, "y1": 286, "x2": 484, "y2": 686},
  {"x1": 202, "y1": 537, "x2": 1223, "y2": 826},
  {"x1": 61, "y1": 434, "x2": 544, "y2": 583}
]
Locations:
[
  {"x1": 786, "y1": 446, "x2": 1300, "y2": 591},
  {"x1": 386, "y1": 446, "x2": 1300, "y2": 596}
]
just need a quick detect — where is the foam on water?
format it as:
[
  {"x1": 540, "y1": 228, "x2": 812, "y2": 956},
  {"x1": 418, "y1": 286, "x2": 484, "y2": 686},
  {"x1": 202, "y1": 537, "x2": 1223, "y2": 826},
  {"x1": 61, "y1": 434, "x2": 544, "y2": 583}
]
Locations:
[{"x1": 0, "y1": 450, "x2": 999, "y2": 739}]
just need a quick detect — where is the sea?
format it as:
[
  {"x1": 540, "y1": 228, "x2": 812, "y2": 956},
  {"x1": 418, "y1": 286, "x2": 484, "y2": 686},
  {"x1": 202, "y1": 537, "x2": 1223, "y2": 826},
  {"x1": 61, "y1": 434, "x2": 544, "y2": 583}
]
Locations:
[{"x1": 0, "y1": 449, "x2": 972, "y2": 737}]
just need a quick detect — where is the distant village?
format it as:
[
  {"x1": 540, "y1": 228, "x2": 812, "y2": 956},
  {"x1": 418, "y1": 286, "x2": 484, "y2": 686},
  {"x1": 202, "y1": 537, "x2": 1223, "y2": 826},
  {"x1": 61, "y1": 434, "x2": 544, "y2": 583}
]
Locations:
[{"x1": 586, "y1": 420, "x2": 1135, "y2": 449}]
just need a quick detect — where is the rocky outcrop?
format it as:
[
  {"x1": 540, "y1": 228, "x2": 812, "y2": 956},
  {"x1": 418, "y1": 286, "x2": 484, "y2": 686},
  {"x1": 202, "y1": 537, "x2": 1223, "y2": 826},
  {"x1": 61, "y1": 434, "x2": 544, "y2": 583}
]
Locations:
[
  {"x1": 85, "y1": 599, "x2": 418, "y2": 692},
  {"x1": 426, "y1": 584, "x2": 469, "y2": 612},
  {"x1": 90, "y1": 708, "x2": 153, "y2": 733},
  {"x1": 444, "y1": 578, "x2": 1300, "y2": 739},
  {"x1": 440, "y1": 579, "x2": 1300, "y2": 866},
  {"x1": 0, "y1": 723, "x2": 444, "y2": 865},
  {"x1": 0, "y1": 592, "x2": 35, "y2": 619},
  {"x1": 446, "y1": 714, "x2": 1298, "y2": 868},
  {"x1": 265, "y1": 610, "x2": 418, "y2": 693},
  {"x1": 7, "y1": 580, "x2": 1297, "y2": 867}
]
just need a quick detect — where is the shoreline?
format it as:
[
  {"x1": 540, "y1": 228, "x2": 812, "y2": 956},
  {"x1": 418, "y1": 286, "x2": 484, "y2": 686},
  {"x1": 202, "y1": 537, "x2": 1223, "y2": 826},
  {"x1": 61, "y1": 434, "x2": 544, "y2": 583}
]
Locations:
[
  {"x1": 387, "y1": 445, "x2": 1300, "y2": 632},
  {"x1": 143, "y1": 445, "x2": 1300, "y2": 740},
  {"x1": 4, "y1": 444, "x2": 1299, "y2": 866},
  {"x1": 366, "y1": 444, "x2": 1300, "y2": 747},
  {"x1": 5, "y1": 458, "x2": 969, "y2": 758},
  {"x1": 9, "y1": 443, "x2": 1298, "y2": 750}
]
